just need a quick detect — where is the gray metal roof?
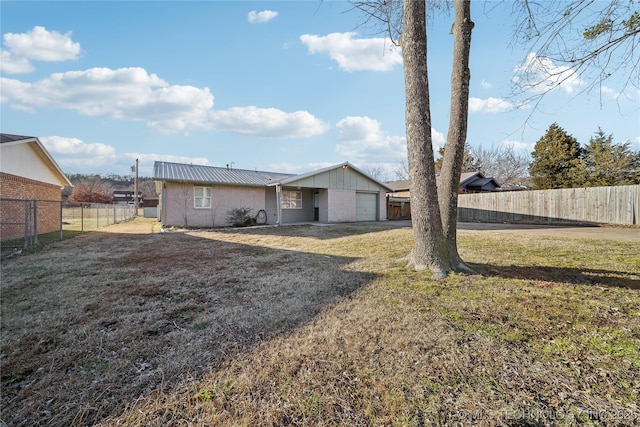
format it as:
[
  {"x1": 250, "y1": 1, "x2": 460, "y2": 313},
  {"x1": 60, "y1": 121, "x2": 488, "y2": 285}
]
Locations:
[{"x1": 153, "y1": 161, "x2": 295, "y2": 187}]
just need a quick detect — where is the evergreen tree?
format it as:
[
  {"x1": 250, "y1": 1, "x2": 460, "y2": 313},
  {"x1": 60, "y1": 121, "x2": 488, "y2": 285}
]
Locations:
[
  {"x1": 529, "y1": 123, "x2": 585, "y2": 189},
  {"x1": 583, "y1": 128, "x2": 640, "y2": 186}
]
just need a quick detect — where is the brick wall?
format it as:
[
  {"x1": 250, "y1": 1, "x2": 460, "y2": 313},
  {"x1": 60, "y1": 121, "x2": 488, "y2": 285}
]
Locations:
[
  {"x1": 0, "y1": 172, "x2": 62, "y2": 240},
  {"x1": 326, "y1": 188, "x2": 356, "y2": 222}
]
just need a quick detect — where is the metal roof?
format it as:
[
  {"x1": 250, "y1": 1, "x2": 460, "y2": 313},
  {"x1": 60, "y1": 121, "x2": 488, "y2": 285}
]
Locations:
[{"x1": 153, "y1": 161, "x2": 295, "y2": 187}]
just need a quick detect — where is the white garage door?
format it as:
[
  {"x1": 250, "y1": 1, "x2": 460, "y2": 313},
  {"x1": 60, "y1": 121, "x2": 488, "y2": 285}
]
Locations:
[{"x1": 356, "y1": 193, "x2": 377, "y2": 221}]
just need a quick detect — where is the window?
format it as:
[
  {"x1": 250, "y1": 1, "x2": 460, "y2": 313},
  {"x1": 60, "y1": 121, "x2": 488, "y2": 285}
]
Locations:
[
  {"x1": 281, "y1": 190, "x2": 302, "y2": 209},
  {"x1": 194, "y1": 186, "x2": 212, "y2": 208}
]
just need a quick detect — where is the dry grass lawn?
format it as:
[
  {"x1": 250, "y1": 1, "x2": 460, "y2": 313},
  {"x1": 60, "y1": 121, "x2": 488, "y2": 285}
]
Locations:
[{"x1": 1, "y1": 218, "x2": 638, "y2": 426}]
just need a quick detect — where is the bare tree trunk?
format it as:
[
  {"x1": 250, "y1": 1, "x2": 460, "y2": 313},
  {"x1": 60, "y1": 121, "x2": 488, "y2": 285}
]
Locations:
[
  {"x1": 401, "y1": 0, "x2": 449, "y2": 279},
  {"x1": 438, "y1": 0, "x2": 474, "y2": 273}
]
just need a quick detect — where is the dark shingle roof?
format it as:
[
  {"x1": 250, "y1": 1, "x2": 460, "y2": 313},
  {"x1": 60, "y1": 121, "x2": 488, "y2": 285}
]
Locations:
[
  {"x1": 153, "y1": 161, "x2": 295, "y2": 187},
  {"x1": 1, "y1": 134, "x2": 36, "y2": 144}
]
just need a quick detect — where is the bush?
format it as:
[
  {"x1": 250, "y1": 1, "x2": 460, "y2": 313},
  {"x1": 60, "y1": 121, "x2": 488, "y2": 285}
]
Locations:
[{"x1": 226, "y1": 207, "x2": 256, "y2": 227}]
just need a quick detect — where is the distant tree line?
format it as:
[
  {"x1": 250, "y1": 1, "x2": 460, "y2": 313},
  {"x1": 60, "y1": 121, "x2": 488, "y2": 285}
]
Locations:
[
  {"x1": 383, "y1": 124, "x2": 639, "y2": 191},
  {"x1": 64, "y1": 174, "x2": 158, "y2": 204}
]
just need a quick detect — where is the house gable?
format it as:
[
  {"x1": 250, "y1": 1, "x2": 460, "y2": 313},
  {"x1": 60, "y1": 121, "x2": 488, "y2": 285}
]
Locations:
[
  {"x1": 0, "y1": 134, "x2": 72, "y2": 188},
  {"x1": 275, "y1": 162, "x2": 394, "y2": 193},
  {"x1": 459, "y1": 172, "x2": 500, "y2": 193}
]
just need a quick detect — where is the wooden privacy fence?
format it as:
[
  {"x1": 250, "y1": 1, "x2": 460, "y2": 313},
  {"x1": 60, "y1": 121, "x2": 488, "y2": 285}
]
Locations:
[
  {"x1": 457, "y1": 185, "x2": 639, "y2": 226},
  {"x1": 387, "y1": 197, "x2": 412, "y2": 220}
]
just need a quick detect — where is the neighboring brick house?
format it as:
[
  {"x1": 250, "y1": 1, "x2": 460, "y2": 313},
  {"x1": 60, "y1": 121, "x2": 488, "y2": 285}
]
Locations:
[{"x1": 0, "y1": 134, "x2": 72, "y2": 240}]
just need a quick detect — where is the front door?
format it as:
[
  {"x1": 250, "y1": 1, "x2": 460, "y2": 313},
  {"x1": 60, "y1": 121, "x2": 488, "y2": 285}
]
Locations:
[{"x1": 314, "y1": 192, "x2": 319, "y2": 221}]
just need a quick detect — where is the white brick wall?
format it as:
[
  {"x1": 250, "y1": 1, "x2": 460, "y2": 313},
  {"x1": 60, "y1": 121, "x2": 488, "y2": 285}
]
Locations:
[
  {"x1": 326, "y1": 188, "x2": 356, "y2": 222},
  {"x1": 163, "y1": 182, "x2": 265, "y2": 227},
  {"x1": 378, "y1": 193, "x2": 387, "y2": 221}
]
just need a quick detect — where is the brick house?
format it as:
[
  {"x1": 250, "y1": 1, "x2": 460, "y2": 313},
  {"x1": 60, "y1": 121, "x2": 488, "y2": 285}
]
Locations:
[
  {"x1": 0, "y1": 134, "x2": 72, "y2": 240},
  {"x1": 154, "y1": 161, "x2": 393, "y2": 228}
]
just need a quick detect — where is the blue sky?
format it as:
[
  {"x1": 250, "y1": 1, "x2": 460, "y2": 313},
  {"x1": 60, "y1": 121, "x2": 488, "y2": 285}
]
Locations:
[{"x1": 2, "y1": 1, "x2": 638, "y2": 179}]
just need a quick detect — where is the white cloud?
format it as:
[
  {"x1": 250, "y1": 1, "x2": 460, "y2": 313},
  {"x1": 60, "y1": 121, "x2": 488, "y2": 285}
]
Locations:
[
  {"x1": 0, "y1": 26, "x2": 80, "y2": 74},
  {"x1": 513, "y1": 52, "x2": 584, "y2": 94},
  {"x1": 2, "y1": 67, "x2": 329, "y2": 137},
  {"x1": 469, "y1": 97, "x2": 514, "y2": 114},
  {"x1": 40, "y1": 135, "x2": 117, "y2": 173},
  {"x1": 600, "y1": 86, "x2": 618, "y2": 98},
  {"x1": 481, "y1": 79, "x2": 492, "y2": 89},
  {"x1": 265, "y1": 161, "x2": 334, "y2": 175},
  {"x1": 248, "y1": 10, "x2": 278, "y2": 24},
  {"x1": 39, "y1": 135, "x2": 213, "y2": 175},
  {"x1": 335, "y1": 116, "x2": 406, "y2": 162},
  {"x1": 41, "y1": 136, "x2": 116, "y2": 157},
  {"x1": 1, "y1": 67, "x2": 213, "y2": 133},
  {"x1": 209, "y1": 106, "x2": 329, "y2": 138},
  {"x1": 0, "y1": 49, "x2": 34, "y2": 73},
  {"x1": 127, "y1": 153, "x2": 211, "y2": 176},
  {"x1": 431, "y1": 128, "x2": 446, "y2": 148},
  {"x1": 500, "y1": 139, "x2": 532, "y2": 151},
  {"x1": 300, "y1": 32, "x2": 402, "y2": 72}
]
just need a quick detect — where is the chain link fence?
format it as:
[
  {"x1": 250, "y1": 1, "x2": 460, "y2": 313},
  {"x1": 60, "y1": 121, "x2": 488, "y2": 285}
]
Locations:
[
  {"x1": 1, "y1": 199, "x2": 137, "y2": 257},
  {"x1": 62, "y1": 202, "x2": 137, "y2": 232}
]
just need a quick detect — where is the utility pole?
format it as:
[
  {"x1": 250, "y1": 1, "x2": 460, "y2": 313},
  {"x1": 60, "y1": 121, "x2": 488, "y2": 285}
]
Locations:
[
  {"x1": 131, "y1": 158, "x2": 139, "y2": 216},
  {"x1": 134, "y1": 158, "x2": 139, "y2": 215}
]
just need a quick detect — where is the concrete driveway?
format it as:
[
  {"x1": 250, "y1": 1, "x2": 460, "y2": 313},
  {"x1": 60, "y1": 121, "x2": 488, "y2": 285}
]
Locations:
[{"x1": 456, "y1": 222, "x2": 640, "y2": 242}]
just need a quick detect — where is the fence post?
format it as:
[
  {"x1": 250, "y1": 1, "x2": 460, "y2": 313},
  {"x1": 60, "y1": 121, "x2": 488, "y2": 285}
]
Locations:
[
  {"x1": 23, "y1": 200, "x2": 29, "y2": 249},
  {"x1": 33, "y1": 200, "x2": 38, "y2": 245},
  {"x1": 81, "y1": 205, "x2": 84, "y2": 232},
  {"x1": 59, "y1": 201, "x2": 63, "y2": 240}
]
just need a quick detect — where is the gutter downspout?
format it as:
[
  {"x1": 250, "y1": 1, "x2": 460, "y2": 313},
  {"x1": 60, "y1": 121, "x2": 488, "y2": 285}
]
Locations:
[
  {"x1": 275, "y1": 184, "x2": 282, "y2": 226},
  {"x1": 161, "y1": 182, "x2": 167, "y2": 225}
]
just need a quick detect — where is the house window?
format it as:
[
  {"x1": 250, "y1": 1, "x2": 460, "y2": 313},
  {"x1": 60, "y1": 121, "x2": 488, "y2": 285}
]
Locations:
[
  {"x1": 194, "y1": 186, "x2": 212, "y2": 208},
  {"x1": 281, "y1": 190, "x2": 302, "y2": 209}
]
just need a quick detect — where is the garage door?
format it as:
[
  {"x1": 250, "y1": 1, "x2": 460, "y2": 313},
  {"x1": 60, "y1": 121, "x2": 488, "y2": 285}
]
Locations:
[{"x1": 356, "y1": 193, "x2": 377, "y2": 221}]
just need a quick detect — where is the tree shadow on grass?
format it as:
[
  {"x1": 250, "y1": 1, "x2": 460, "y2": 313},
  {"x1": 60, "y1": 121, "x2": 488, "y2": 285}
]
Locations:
[
  {"x1": 470, "y1": 263, "x2": 640, "y2": 290},
  {"x1": 0, "y1": 229, "x2": 377, "y2": 427},
  {"x1": 212, "y1": 220, "x2": 412, "y2": 240}
]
